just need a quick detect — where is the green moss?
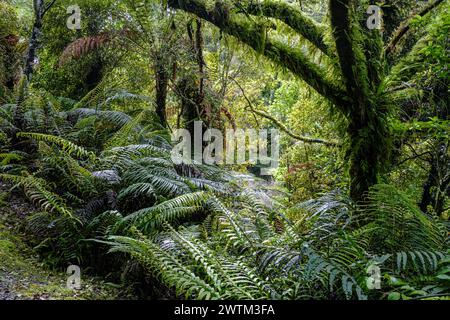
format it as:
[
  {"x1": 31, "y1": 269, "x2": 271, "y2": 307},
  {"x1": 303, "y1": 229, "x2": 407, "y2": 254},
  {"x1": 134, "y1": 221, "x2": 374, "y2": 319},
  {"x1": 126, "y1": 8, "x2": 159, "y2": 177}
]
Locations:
[
  {"x1": 15, "y1": 278, "x2": 120, "y2": 300},
  {"x1": 0, "y1": 221, "x2": 119, "y2": 300},
  {"x1": 168, "y1": 0, "x2": 348, "y2": 109},
  {"x1": 245, "y1": 0, "x2": 329, "y2": 54}
]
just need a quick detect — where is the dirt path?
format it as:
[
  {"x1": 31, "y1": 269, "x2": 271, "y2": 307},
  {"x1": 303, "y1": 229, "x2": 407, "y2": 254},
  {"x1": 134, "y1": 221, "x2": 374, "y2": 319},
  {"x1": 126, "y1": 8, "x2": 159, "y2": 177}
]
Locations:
[
  {"x1": 0, "y1": 182, "x2": 119, "y2": 300},
  {"x1": 231, "y1": 172, "x2": 287, "y2": 208}
]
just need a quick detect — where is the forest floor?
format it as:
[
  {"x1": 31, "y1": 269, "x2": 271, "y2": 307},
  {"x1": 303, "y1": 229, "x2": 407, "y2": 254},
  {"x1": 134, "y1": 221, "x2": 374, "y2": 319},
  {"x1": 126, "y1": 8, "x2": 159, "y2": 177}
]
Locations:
[
  {"x1": 0, "y1": 182, "x2": 120, "y2": 300},
  {"x1": 0, "y1": 172, "x2": 280, "y2": 300}
]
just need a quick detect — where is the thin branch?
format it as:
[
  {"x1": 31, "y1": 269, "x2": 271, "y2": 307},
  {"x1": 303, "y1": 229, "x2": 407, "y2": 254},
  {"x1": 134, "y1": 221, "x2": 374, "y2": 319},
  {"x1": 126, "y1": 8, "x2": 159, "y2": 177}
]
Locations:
[
  {"x1": 43, "y1": 0, "x2": 57, "y2": 16},
  {"x1": 247, "y1": 106, "x2": 341, "y2": 147},
  {"x1": 228, "y1": 76, "x2": 260, "y2": 127},
  {"x1": 220, "y1": 106, "x2": 237, "y2": 130},
  {"x1": 397, "y1": 151, "x2": 432, "y2": 166},
  {"x1": 385, "y1": 0, "x2": 444, "y2": 56},
  {"x1": 228, "y1": 75, "x2": 340, "y2": 147},
  {"x1": 405, "y1": 142, "x2": 432, "y2": 164}
]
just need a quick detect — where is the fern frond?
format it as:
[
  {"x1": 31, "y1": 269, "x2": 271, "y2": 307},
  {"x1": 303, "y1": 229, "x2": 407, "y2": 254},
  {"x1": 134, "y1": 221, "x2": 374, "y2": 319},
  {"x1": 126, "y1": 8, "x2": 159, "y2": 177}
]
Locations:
[
  {"x1": 123, "y1": 192, "x2": 211, "y2": 232},
  {"x1": 117, "y1": 182, "x2": 155, "y2": 201},
  {"x1": 59, "y1": 33, "x2": 111, "y2": 65},
  {"x1": 68, "y1": 108, "x2": 132, "y2": 128},
  {"x1": 0, "y1": 173, "x2": 75, "y2": 219},
  {"x1": 106, "y1": 235, "x2": 221, "y2": 299},
  {"x1": 365, "y1": 184, "x2": 446, "y2": 252},
  {"x1": 17, "y1": 132, "x2": 96, "y2": 160}
]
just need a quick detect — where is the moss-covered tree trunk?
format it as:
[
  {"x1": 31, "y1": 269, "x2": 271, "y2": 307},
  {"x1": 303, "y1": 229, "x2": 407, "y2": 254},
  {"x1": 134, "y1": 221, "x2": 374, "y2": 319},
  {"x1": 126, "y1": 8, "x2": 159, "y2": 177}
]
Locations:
[
  {"x1": 13, "y1": 0, "x2": 56, "y2": 150},
  {"x1": 329, "y1": 0, "x2": 385, "y2": 200},
  {"x1": 346, "y1": 110, "x2": 387, "y2": 201},
  {"x1": 420, "y1": 142, "x2": 450, "y2": 215},
  {"x1": 154, "y1": 54, "x2": 169, "y2": 126}
]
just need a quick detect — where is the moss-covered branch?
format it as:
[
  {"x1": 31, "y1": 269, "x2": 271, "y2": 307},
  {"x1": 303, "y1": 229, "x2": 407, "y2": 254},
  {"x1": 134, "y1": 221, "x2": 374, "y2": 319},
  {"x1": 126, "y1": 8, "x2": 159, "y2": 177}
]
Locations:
[
  {"x1": 167, "y1": 0, "x2": 347, "y2": 109},
  {"x1": 329, "y1": 0, "x2": 370, "y2": 109},
  {"x1": 243, "y1": 0, "x2": 330, "y2": 55}
]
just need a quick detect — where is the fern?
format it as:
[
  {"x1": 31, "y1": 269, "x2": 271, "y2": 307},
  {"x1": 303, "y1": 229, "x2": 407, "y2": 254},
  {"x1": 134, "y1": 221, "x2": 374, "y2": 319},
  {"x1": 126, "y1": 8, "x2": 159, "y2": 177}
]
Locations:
[
  {"x1": 393, "y1": 250, "x2": 445, "y2": 274},
  {"x1": 59, "y1": 33, "x2": 112, "y2": 65},
  {"x1": 0, "y1": 173, "x2": 75, "y2": 219},
  {"x1": 365, "y1": 184, "x2": 446, "y2": 252},
  {"x1": 17, "y1": 132, "x2": 96, "y2": 160},
  {"x1": 68, "y1": 108, "x2": 132, "y2": 128},
  {"x1": 107, "y1": 234, "x2": 222, "y2": 299},
  {"x1": 107, "y1": 224, "x2": 274, "y2": 299},
  {"x1": 123, "y1": 192, "x2": 211, "y2": 232}
]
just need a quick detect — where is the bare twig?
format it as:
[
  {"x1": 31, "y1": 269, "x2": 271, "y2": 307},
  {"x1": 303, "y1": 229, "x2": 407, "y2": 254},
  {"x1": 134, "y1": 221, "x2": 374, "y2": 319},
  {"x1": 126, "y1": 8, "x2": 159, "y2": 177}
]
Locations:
[{"x1": 228, "y1": 75, "x2": 341, "y2": 147}]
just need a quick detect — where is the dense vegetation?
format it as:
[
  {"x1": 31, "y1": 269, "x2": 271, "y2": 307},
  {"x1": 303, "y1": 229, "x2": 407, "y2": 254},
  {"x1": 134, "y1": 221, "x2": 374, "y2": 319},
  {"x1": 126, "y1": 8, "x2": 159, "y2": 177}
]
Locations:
[{"x1": 0, "y1": 0, "x2": 448, "y2": 300}]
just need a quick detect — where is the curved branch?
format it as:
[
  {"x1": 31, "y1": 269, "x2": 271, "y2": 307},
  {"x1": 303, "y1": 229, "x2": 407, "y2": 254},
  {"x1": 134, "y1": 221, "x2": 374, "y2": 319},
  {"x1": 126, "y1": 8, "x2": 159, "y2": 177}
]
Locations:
[
  {"x1": 243, "y1": 1, "x2": 330, "y2": 55},
  {"x1": 385, "y1": 0, "x2": 444, "y2": 56},
  {"x1": 228, "y1": 73, "x2": 340, "y2": 147},
  {"x1": 248, "y1": 106, "x2": 341, "y2": 147}
]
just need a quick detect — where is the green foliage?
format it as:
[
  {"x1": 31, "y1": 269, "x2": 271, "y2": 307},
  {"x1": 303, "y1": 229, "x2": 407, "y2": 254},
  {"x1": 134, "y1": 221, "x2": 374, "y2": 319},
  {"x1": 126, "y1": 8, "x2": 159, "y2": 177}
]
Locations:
[
  {"x1": 0, "y1": 173, "x2": 74, "y2": 218},
  {"x1": 0, "y1": 2, "x2": 19, "y2": 39},
  {"x1": 122, "y1": 192, "x2": 211, "y2": 232},
  {"x1": 17, "y1": 132, "x2": 96, "y2": 160},
  {"x1": 364, "y1": 184, "x2": 446, "y2": 252},
  {"x1": 102, "y1": 181, "x2": 448, "y2": 300},
  {"x1": 0, "y1": 0, "x2": 448, "y2": 301}
]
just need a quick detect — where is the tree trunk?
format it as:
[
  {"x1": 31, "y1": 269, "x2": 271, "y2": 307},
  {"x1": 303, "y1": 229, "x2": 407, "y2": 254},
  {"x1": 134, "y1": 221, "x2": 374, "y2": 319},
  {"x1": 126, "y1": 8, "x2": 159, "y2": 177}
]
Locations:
[
  {"x1": 12, "y1": 0, "x2": 54, "y2": 152},
  {"x1": 194, "y1": 19, "x2": 205, "y2": 105},
  {"x1": 420, "y1": 142, "x2": 450, "y2": 215},
  {"x1": 14, "y1": 0, "x2": 46, "y2": 133},
  {"x1": 347, "y1": 118, "x2": 380, "y2": 201},
  {"x1": 178, "y1": 76, "x2": 200, "y2": 137},
  {"x1": 24, "y1": 1, "x2": 45, "y2": 82},
  {"x1": 154, "y1": 54, "x2": 168, "y2": 126}
]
